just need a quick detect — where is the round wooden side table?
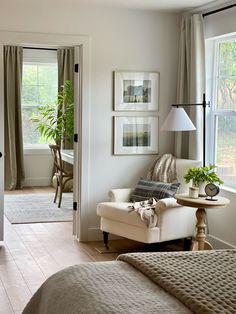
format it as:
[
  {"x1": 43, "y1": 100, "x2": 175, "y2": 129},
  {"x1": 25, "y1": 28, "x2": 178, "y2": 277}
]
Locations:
[{"x1": 175, "y1": 194, "x2": 230, "y2": 251}]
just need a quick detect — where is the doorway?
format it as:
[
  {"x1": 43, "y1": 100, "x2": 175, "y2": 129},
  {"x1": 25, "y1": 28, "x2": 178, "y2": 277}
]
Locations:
[{"x1": 0, "y1": 31, "x2": 90, "y2": 242}]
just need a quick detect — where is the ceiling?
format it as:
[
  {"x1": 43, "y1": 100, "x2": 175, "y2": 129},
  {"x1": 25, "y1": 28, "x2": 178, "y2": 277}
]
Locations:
[{"x1": 75, "y1": 0, "x2": 222, "y2": 12}]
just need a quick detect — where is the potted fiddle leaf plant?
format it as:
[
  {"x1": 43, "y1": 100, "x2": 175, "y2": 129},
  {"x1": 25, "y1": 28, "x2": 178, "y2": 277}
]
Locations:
[
  {"x1": 184, "y1": 164, "x2": 224, "y2": 196},
  {"x1": 31, "y1": 80, "x2": 74, "y2": 146},
  {"x1": 31, "y1": 80, "x2": 74, "y2": 192}
]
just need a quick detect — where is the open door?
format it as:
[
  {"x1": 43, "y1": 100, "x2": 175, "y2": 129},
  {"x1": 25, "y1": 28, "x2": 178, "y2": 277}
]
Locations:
[
  {"x1": 0, "y1": 46, "x2": 4, "y2": 241},
  {"x1": 72, "y1": 46, "x2": 81, "y2": 237}
]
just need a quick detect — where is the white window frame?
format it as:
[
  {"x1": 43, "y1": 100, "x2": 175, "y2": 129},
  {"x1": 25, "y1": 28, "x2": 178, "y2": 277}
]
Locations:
[
  {"x1": 22, "y1": 49, "x2": 58, "y2": 150},
  {"x1": 209, "y1": 35, "x2": 236, "y2": 188}
]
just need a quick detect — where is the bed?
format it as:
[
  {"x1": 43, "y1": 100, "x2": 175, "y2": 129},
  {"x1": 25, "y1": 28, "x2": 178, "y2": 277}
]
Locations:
[{"x1": 22, "y1": 250, "x2": 236, "y2": 314}]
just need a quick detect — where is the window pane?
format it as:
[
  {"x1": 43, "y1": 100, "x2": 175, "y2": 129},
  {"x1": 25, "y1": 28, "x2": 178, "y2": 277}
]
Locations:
[
  {"x1": 38, "y1": 65, "x2": 58, "y2": 103},
  {"x1": 21, "y1": 61, "x2": 58, "y2": 146},
  {"x1": 22, "y1": 64, "x2": 38, "y2": 85},
  {"x1": 22, "y1": 85, "x2": 39, "y2": 105},
  {"x1": 216, "y1": 115, "x2": 236, "y2": 186},
  {"x1": 217, "y1": 41, "x2": 236, "y2": 109}
]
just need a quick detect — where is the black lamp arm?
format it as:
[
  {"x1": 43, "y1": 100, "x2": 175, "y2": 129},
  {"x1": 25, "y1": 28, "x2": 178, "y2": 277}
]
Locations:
[
  {"x1": 171, "y1": 93, "x2": 210, "y2": 167},
  {"x1": 172, "y1": 102, "x2": 210, "y2": 108}
]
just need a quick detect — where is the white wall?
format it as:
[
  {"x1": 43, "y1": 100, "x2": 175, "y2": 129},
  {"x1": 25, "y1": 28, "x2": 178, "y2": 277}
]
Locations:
[
  {"x1": 23, "y1": 149, "x2": 53, "y2": 186},
  {"x1": 204, "y1": 6, "x2": 236, "y2": 247},
  {"x1": 0, "y1": 1, "x2": 180, "y2": 240}
]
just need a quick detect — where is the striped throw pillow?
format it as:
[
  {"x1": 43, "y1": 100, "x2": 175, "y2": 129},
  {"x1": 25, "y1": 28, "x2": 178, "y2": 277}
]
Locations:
[{"x1": 130, "y1": 179, "x2": 180, "y2": 202}]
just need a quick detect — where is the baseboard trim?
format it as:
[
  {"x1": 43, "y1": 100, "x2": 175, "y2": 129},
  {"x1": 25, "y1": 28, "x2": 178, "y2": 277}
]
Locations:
[
  {"x1": 23, "y1": 177, "x2": 52, "y2": 187},
  {"x1": 206, "y1": 234, "x2": 236, "y2": 249}
]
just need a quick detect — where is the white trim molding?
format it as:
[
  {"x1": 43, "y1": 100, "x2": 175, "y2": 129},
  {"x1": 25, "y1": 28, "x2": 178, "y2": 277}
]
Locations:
[
  {"x1": 0, "y1": 30, "x2": 91, "y2": 242},
  {"x1": 206, "y1": 234, "x2": 236, "y2": 249}
]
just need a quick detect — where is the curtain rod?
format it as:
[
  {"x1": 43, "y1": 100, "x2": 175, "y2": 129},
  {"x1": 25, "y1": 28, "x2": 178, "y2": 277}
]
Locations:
[
  {"x1": 203, "y1": 3, "x2": 236, "y2": 17},
  {"x1": 23, "y1": 47, "x2": 57, "y2": 51}
]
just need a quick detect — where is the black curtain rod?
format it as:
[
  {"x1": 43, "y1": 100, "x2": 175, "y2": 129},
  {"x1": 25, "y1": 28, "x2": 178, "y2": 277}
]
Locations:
[
  {"x1": 23, "y1": 47, "x2": 57, "y2": 51},
  {"x1": 203, "y1": 3, "x2": 236, "y2": 17}
]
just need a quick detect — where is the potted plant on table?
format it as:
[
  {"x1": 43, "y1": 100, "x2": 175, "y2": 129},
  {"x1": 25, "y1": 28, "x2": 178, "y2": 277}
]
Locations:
[
  {"x1": 31, "y1": 80, "x2": 74, "y2": 146},
  {"x1": 184, "y1": 164, "x2": 224, "y2": 196},
  {"x1": 31, "y1": 80, "x2": 74, "y2": 192}
]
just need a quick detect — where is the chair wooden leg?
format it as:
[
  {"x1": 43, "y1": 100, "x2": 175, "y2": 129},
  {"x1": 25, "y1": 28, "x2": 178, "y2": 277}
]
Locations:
[
  {"x1": 58, "y1": 178, "x2": 63, "y2": 208},
  {"x1": 54, "y1": 178, "x2": 59, "y2": 203},
  {"x1": 58, "y1": 186, "x2": 62, "y2": 208},
  {"x1": 103, "y1": 231, "x2": 109, "y2": 250},
  {"x1": 183, "y1": 237, "x2": 192, "y2": 251}
]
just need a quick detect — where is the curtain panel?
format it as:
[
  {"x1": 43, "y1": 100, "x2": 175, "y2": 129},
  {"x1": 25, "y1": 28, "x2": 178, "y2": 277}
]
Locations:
[
  {"x1": 57, "y1": 48, "x2": 74, "y2": 150},
  {"x1": 175, "y1": 14, "x2": 205, "y2": 162},
  {"x1": 4, "y1": 46, "x2": 25, "y2": 190},
  {"x1": 56, "y1": 48, "x2": 74, "y2": 182}
]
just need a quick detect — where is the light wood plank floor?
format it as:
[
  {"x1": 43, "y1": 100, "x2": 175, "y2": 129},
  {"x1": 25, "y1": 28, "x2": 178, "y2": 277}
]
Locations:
[{"x1": 1, "y1": 187, "x2": 182, "y2": 313}]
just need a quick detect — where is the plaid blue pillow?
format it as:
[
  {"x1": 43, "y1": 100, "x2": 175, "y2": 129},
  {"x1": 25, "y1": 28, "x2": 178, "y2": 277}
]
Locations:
[{"x1": 130, "y1": 179, "x2": 180, "y2": 202}]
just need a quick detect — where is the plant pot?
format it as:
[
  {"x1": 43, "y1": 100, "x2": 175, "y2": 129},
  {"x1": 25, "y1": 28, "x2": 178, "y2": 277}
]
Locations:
[{"x1": 198, "y1": 181, "x2": 207, "y2": 197}]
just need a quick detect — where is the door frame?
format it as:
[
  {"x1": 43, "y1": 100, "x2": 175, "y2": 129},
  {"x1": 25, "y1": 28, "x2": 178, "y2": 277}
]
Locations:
[{"x1": 0, "y1": 31, "x2": 90, "y2": 241}]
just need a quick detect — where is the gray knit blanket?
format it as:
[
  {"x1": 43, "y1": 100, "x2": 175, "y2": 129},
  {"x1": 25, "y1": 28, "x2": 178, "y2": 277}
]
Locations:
[
  {"x1": 22, "y1": 261, "x2": 191, "y2": 314},
  {"x1": 146, "y1": 153, "x2": 177, "y2": 183},
  {"x1": 118, "y1": 250, "x2": 236, "y2": 314}
]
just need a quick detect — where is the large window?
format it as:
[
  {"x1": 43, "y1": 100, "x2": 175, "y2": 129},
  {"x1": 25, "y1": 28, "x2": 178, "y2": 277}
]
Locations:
[
  {"x1": 21, "y1": 49, "x2": 58, "y2": 148},
  {"x1": 211, "y1": 38, "x2": 236, "y2": 187}
]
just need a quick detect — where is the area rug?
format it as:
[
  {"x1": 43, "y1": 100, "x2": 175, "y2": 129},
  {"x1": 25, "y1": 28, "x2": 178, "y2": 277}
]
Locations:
[{"x1": 4, "y1": 193, "x2": 73, "y2": 224}]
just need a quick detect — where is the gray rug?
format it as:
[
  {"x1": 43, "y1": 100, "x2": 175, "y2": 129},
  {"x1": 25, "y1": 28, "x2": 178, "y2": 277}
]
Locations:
[{"x1": 4, "y1": 193, "x2": 73, "y2": 224}]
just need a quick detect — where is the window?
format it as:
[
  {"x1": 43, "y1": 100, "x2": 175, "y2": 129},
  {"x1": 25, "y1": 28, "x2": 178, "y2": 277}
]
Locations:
[
  {"x1": 21, "y1": 49, "x2": 58, "y2": 148},
  {"x1": 210, "y1": 37, "x2": 236, "y2": 187}
]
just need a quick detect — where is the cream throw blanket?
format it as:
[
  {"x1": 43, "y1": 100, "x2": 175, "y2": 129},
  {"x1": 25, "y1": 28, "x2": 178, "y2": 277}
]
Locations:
[
  {"x1": 146, "y1": 153, "x2": 177, "y2": 183},
  {"x1": 128, "y1": 198, "x2": 158, "y2": 228}
]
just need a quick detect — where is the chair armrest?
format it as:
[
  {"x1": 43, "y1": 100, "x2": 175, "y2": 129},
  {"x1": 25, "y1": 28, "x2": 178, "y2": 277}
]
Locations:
[
  {"x1": 108, "y1": 188, "x2": 133, "y2": 202},
  {"x1": 155, "y1": 198, "x2": 181, "y2": 211}
]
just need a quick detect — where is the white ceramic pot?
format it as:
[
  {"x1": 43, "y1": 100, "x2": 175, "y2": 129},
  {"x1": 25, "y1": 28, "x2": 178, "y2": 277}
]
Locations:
[
  {"x1": 198, "y1": 181, "x2": 207, "y2": 197},
  {"x1": 189, "y1": 186, "x2": 199, "y2": 198}
]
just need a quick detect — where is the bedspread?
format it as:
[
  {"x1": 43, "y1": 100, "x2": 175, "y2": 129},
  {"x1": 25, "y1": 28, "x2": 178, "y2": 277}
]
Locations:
[
  {"x1": 118, "y1": 250, "x2": 236, "y2": 314},
  {"x1": 22, "y1": 260, "x2": 191, "y2": 314}
]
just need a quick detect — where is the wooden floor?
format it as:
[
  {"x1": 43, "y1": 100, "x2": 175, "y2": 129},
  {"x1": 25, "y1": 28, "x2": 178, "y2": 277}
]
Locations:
[{"x1": 1, "y1": 187, "x2": 182, "y2": 314}]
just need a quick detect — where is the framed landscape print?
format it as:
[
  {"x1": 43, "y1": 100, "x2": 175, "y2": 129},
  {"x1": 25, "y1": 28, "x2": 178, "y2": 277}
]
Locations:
[
  {"x1": 114, "y1": 71, "x2": 159, "y2": 111},
  {"x1": 114, "y1": 116, "x2": 158, "y2": 155}
]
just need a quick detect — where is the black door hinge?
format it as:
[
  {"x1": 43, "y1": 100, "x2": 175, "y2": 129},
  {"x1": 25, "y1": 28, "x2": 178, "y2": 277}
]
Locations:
[
  {"x1": 73, "y1": 202, "x2": 77, "y2": 211},
  {"x1": 74, "y1": 134, "x2": 78, "y2": 143},
  {"x1": 74, "y1": 64, "x2": 79, "y2": 73}
]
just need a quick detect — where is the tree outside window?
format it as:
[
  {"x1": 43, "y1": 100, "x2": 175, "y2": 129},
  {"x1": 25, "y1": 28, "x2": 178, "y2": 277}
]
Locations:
[
  {"x1": 21, "y1": 61, "x2": 58, "y2": 146},
  {"x1": 212, "y1": 39, "x2": 236, "y2": 187}
]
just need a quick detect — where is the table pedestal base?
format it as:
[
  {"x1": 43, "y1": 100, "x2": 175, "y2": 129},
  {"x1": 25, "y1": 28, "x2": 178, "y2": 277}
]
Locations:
[
  {"x1": 191, "y1": 240, "x2": 213, "y2": 251},
  {"x1": 190, "y1": 207, "x2": 213, "y2": 251}
]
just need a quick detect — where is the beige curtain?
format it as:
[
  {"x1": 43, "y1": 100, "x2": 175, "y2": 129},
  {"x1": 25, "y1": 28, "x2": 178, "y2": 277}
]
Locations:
[
  {"x1": 4, "y1": 46, "x2": 25, "y2": 190},
  {"x1": 175, "y1": 14, "x2": 205, "y2": 162},
  {"x1": 57, "y1": 48, "x2": 74, "y2": 149}
]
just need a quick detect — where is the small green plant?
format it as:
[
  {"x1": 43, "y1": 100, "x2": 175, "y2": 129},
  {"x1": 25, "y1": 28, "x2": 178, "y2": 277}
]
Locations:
[
  {"x1": 31, "y1": 80, "x2": 74, "y2": 146},
  {"x1": 184, "y1": 164, "x2": 224, "y2": 187}
]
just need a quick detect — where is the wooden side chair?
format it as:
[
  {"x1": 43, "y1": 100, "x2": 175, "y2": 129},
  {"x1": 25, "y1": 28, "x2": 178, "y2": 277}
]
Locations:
[{"x1": 49, "y1": 145, "x2": 73, "y2": 208}]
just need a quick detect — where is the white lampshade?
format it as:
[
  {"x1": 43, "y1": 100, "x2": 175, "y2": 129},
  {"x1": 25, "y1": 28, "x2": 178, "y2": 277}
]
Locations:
[{"x1": 161, "y1": 107, "x2": 196, "y2": 131}]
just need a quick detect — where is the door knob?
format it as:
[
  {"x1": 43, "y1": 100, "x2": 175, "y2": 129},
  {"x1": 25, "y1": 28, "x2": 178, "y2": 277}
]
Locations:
[{"x1": 0, "y1": 152, "x2": 2, "y2": 158}]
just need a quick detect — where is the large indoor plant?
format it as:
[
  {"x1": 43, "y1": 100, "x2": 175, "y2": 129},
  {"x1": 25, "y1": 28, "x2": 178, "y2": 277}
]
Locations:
[
  {"x1": 31, "y1": 80, "x2": 74, "y2": 146},
  {"x1": 184, "y1": 164, "x2": 223, "y2": 195}
]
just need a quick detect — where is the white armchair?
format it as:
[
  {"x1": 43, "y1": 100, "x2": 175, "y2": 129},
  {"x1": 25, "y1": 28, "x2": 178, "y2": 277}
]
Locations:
[{"x1": 97, "y1": 159, "x2": 201, "y2": 249}]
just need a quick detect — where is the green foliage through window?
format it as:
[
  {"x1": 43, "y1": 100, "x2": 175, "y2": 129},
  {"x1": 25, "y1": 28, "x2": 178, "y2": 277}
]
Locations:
[
  {"x1": 213, "y1": 38, "x2": 236, "y2": 187},
  {"x1": 21, "y1": 62, "x2": 58, "y2": 145}
]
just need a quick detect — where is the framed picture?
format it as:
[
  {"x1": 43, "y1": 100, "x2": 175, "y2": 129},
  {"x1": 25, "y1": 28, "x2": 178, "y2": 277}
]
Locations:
[
  {"x1": 114, "y1": 116, "x2": 158, "y2": 155},
  {"x1": 114, "y1": 71, "x2": 159, "y2": 111}
]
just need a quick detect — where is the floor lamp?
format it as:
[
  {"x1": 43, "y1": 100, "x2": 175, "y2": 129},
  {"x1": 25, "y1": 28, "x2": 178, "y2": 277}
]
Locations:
[{"x1": 161, "y1": 93, "x2": 210, "y2": 167}]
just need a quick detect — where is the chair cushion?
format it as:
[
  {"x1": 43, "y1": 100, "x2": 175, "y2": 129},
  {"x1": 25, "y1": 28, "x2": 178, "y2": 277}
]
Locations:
[
  {"x1": 130, "y1": 179, "x2": 180, "y2": 202},
  {"x1": 97, "y1": 202, "x2": 148, "y2": 228}
]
